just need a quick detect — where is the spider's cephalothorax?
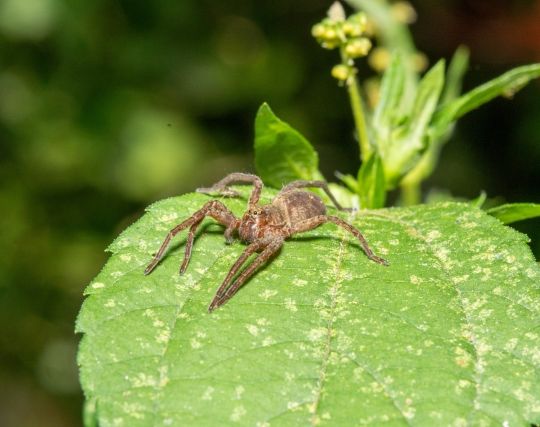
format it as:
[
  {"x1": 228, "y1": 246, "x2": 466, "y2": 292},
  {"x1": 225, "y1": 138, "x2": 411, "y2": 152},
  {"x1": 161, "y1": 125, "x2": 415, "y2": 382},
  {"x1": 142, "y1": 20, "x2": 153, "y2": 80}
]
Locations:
[{"x1": 144, "y1": 173, "x2": 388, "y2": 312}]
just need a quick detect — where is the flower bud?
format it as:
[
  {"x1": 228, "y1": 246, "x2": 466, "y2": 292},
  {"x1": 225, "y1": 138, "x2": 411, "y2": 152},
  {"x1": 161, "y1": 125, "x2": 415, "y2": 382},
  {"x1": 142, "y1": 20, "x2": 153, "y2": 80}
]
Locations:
[
  {"x1": 331, "y1": 64, "x2": 354, "y2": 81},
  {"x1": 344, "y1": 37, "x2": 372, "y2": 58},
  {"x1": 346, "y1": 12, "x2": 368, "y2": 33},
  {"x1": 342, "y1": 22, "x2": 361, "y2": 37},
  {"x1": 311, "y1": 23, "x2": 326, "y2": 39}
]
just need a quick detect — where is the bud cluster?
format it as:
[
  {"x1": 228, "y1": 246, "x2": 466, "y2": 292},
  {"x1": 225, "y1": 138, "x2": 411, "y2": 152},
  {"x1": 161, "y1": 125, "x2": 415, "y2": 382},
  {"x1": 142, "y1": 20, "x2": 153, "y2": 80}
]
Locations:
[{"x1": 311, "y1": 8, "x2": 373, "y2": 70}]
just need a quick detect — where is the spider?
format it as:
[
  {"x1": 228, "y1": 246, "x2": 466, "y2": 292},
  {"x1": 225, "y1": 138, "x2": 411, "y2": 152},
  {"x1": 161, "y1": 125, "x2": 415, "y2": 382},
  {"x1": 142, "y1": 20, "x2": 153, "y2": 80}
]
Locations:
[{"x1": 144, "y1": 173, "x2": 388, "y2": 312}]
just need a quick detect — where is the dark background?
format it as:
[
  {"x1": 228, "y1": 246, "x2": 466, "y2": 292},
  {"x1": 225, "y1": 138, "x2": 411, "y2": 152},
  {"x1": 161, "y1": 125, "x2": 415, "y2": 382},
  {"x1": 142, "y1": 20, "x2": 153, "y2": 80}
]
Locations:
[{"x1": 0, "y1": 1, "x2": 539, "y2": 425}]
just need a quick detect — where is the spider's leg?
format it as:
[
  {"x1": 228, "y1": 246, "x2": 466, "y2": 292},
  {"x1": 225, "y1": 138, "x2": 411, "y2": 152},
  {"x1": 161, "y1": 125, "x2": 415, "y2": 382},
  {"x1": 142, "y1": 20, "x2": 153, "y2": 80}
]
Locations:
[
  {"x1": 209, "y1": 237, "x2": 284, "y2": 312},
  {"x1": 289, "y1": 215, "x2": 388, "y2": 266},
  {"x1": 179, "y1": 218, "x2": 204, "y2": 274},
  {"x1": 279, "y1": 180, "x2": 351, "y2": 211},
  {"x1": 209, "y1": 240, "x2": 265, "y2": 302},
  {"x1": 144, "y1": 200, "x2": 238, "y2": 275},
  {"x1": 196, "y1": 172, "x2": 263, "y2": 209}
]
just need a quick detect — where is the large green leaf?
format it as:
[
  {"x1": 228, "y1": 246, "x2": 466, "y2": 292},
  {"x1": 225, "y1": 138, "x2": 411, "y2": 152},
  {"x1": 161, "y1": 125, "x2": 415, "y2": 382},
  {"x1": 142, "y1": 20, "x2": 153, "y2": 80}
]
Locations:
[
  {"x1": 78, "y1": 190, "x2": 540, "y2": 426},
  {"x1": 254, "y1": 103, "x2": 323, "y2": 188}
]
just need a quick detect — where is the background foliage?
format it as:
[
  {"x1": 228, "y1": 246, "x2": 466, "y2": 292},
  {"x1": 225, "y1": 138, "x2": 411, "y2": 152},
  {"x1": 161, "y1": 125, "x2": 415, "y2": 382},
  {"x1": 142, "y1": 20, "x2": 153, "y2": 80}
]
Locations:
[{"x1": 1, "y1": 0, "x2": 539, "y2": 425}]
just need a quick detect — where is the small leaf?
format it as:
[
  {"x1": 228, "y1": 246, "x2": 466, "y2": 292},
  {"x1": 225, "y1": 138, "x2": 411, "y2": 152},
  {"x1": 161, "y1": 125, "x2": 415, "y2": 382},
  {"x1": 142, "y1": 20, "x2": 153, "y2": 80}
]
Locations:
[
  {"x1": 381, "y1": 60, "x2": 445, "y2": 186},
  {"x1": 487, "y1": 202, "x2": 540, "y2": 224},
  {"x1": 401, "y1": 49, "x2": 469, "y2": 186},
  {"x1": 470, "y1": 191, "x2": 487, "y2": 208},
  {"x1": 357, "y1": 153, "x2": 386, "y2": 209},
  {"x1": 440, "y1": 45, "x2": 470, "y2": 105},
  {"x1": 404, "y1": 60, "x2": 445, "y2": 146},
  {"x1": 77, "y1": 192, "x2": 540, "y2": 426},
  {"x1": 335, "y1": 172, "x2": 360, "y2": 194},
  {"x1": 254, "y1": 103, "x2": 323, "y2": 188},
  {"x1": 373, "y1": 53, "x2": 407, "y2": 138},
  {"x1": 433, "y1": 63, "x2": 540, "y2": 130}
]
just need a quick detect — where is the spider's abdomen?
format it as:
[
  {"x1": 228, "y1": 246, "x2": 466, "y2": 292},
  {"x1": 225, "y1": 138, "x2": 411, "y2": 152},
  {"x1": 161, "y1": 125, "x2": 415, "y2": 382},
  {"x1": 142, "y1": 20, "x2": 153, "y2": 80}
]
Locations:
[{"x1": 272, "y1": 190, "x2": 326, "y2": 226}]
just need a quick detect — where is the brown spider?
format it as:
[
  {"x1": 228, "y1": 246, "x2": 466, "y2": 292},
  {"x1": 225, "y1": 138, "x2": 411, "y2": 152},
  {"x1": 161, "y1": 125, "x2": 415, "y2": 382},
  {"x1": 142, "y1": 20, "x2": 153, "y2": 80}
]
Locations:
[{"x1": 144, "y1": 173, "x2": 388, "y2": 312}]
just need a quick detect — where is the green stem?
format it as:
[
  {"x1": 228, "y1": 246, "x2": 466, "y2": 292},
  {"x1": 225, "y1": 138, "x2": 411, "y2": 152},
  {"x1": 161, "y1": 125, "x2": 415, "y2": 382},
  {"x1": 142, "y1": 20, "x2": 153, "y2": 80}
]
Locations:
[
  {"x1": 400, "y1": 180, "x2": 421, "y2": 206},
  {"x1": 339, "y1": 45, "x2": 371, "y2": 161},
  {"x1": 347, "y1": 75, "x2": 371, "y2": 161}
]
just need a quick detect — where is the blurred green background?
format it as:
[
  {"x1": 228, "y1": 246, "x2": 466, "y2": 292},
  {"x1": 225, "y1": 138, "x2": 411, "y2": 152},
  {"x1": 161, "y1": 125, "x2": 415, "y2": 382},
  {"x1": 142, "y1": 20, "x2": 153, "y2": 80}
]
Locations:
[{"x1": 0, "y1": 1, "x2": 539, "y2": 425}]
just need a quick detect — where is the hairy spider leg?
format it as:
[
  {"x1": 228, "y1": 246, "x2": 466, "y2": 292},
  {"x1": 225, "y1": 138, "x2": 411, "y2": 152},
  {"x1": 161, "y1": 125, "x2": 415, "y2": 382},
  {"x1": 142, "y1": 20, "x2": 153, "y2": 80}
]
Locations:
[
  {"x1": 208, "y1": 237, "x2": 284, "y2": 312},
  {"x1": 289, "y1": 215, "x2": 389, "y2": 266},
  {"x1": 180, "y1": 215, "x2": 239, "y2": 274},
  {"x1": 179, "y1": 218, "x2": 204, "y2": 274},
  {"x1": 209, "y1": 240, "x2": 266, "y2": 305},
  {"x1": 144, "y1": 200, "x2": 238, "y2": 275},
  {"x1": 196, "y1": 172, "x2": 264, "y2": 209},
  {"x1": 279, "y1": 180, "x2": 351, "y2": 211}
]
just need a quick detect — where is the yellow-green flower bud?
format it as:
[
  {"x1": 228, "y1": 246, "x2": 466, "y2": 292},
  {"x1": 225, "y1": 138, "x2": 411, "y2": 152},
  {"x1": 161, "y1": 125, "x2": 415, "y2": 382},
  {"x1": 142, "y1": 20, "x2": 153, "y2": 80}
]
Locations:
[
  {"x1": 311, "y1": 23, "x2": 326, "y2": 39},
  {"x1": 346, "y1": 12, "x2": 368, "y2": 33},
  {"x1": 312, "y1": 20, "x2": 341, "y2": 49},
  {"x1": 344, "y1": 37, "x2": 372, "y2": 58},
  {"x1": 324, "y1": 27, "x2": 337, "y2": 41},
  {"x1": 331, "y1": 64, "x2": 353, "y2": 81},
  {"x1": 342, "y1": 21, "x2": 362, "y2": 37}
]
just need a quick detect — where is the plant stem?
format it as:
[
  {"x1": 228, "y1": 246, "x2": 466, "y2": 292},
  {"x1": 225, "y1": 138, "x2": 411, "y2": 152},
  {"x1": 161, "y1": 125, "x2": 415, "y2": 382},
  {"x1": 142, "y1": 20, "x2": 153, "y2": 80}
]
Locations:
[
  {"x1": 347, "y1": 75, "x2": 371, "y2": 161},
  {"x1": 400, "y1": 181, "x2": 421, "y2": 206}
]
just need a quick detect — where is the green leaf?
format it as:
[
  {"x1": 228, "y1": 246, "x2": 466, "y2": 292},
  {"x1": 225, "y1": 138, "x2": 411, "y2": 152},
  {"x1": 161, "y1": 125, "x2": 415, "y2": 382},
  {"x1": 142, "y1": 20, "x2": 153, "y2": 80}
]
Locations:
[
  {"x1": 372, "y1": 54, "x2": 407, "y2": 138},
  {"x1": 357, "y1": 153, "x2": 386, "y2": 209},
  {"x1": 335, "y1": 172, "x2": 360, "y2": 194},
  {"x1": 487, "y1": 202, "x2": 540, "y2": 224},
  {"x1": 78, "y1": 190, "x2": 540, "y2": 426},
  {"x1": 401, "y1": 49, "x2": 469, "y2": 187},
  {"x1": 404, "y1": 60, "x2": 446, "y2": 146},
  {"x1": 470, "y1": 191, "x2": 487, "y2": 209},
  {"x1": 440, "y1": 46, "x2": 470, "y2": 106},
  {"x1": 254, "y1": 103, "x2": 323, "y2": 188},
  {"x1": 433, "y1": 63, "x2": 540, "y2": 130},
  {"x1": 381, "y1": 61, "x2": 445, "y2": 186}
]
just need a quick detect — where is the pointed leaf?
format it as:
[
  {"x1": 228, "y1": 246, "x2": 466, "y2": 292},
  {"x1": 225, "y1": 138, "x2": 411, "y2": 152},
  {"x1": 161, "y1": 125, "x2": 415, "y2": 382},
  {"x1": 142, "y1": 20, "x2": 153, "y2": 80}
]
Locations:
[
  {"x1": 336, "y1": 172, "x2": 360, "y2": 194},
  {"x1": 357, "y1": 153, "x2": 386, "y2": 209},
  {"x1": 381, "y1": 61, "x2": 445, "y2": 186},
  {"x1": 470, "y1": 191, "x2": 487, "y2": 209},
  {"x1": 487, "y1": 202, "x2": 540, "y2": 224},
  {"x1": 78, "y1": 191, "x2": 540, "y2": 426},
  {"x1": 440, "y1": 46, "x2": 470, "y2": 105},
  {"x1": 433, "y1": 63, "x2": 540, "y2": 130},
  {"x1": 373, "y1": 54, "x2": 407, "y2": 139},
  {"x1": 254, "y1": 103, "x2": 323, "y2": 188},
  {"x1": 404, "y1": 60, "x2": 445, "y2": 145}
]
